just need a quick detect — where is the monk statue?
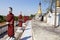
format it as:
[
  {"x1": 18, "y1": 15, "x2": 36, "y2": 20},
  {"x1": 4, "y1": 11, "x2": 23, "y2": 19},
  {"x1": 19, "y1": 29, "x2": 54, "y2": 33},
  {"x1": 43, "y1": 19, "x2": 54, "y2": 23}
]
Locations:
[{"x1": 6, "y1": 7, "x2": 15, "y2": 38}]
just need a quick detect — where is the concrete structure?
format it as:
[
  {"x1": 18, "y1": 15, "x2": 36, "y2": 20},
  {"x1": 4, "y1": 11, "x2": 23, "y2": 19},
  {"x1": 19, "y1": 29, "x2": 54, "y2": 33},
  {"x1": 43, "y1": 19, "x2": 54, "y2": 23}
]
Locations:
[
  {"x1": 20, "y1": 21, "x2": 32, "y2": 40},
  {"x1": 32, "y1": 19, "x2": 60, "y2": 40},
  {"x1": 44, "y1": 11, "x2": 55, "y2": 26},
  {"x1": 0, "y1": 25, "x2": 8, "y2": 35},
  {"x1": 43, "y1": 0, "x2": 60, "y2": 26}
]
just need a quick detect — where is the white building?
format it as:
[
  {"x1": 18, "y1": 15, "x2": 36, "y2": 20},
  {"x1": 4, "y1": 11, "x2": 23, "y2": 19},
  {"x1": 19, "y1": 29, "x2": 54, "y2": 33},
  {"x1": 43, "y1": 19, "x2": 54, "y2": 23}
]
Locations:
[{"x1": 43, "y1": 0, "x2": 60, "y2": 26}]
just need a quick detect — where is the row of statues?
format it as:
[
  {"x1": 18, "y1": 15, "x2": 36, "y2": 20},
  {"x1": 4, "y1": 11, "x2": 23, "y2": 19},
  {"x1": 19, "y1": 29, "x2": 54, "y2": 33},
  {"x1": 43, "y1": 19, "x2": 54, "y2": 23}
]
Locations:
[{"x1": 5, "y1": 7, "x2": 29, "y2": 39}]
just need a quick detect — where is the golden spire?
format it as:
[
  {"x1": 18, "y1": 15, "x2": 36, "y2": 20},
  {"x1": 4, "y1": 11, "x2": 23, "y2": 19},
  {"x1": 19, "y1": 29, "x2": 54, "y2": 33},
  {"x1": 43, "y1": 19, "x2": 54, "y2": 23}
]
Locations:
[
  {"x1": 37, "y1": 2, "x2": 42, "y2": 15},
  {"x1": 56, "y1": 0, "x2": 60, "y2": 7}
]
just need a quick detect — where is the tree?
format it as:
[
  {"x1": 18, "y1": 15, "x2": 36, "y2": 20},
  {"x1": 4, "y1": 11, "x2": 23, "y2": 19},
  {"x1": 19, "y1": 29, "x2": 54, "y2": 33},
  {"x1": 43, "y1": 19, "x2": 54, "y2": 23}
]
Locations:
[
  {"x1": 14, "y1": 16, "x2": 18, "y2": 21},
  {"x1": 30, "y1": 14, "x2": 35, "y2": 18},
  {"x1": 0, "y1": 15, "x2": 6, "y2": 23}
]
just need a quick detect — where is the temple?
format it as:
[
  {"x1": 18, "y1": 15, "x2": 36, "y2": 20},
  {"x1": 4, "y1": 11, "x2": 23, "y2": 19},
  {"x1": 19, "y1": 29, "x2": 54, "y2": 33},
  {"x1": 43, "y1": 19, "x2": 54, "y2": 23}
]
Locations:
[
  {"x1": 43, "y1": 0, "x2": 60, "y2": 26},
  {"x1": 35, "y1": 2, "x2": 42, "y2": 20}
]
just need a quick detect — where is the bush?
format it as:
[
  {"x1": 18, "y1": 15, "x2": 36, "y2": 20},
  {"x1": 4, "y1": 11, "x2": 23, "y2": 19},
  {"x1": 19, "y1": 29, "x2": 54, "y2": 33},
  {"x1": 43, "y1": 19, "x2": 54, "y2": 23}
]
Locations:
[
  {"x1": 14, "y1": 16, "x2": 18, "y2": 21},
  {"x1": 0, "y1": 15, "x2": 6, "y2": 23}
]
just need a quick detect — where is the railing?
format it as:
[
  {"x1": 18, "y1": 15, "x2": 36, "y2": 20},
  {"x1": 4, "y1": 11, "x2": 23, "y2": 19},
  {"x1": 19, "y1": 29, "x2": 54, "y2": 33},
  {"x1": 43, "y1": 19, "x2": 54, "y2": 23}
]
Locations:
[
  {"x1": 0, "y1": 24, "x2": 8, "y2": 35},
  {"x1": 0, "y1": 21, "x2": 17, "y2": 35},
  {"x1": 20, "y1": 21, "x2": 32, "y2": 40}
]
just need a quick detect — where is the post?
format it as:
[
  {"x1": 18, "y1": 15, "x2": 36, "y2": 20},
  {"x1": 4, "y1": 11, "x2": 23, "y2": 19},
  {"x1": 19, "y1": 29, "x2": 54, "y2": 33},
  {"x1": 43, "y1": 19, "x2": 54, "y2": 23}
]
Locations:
[{"x1": 54, "y1": 0, "x2": 57, "y2": 28}]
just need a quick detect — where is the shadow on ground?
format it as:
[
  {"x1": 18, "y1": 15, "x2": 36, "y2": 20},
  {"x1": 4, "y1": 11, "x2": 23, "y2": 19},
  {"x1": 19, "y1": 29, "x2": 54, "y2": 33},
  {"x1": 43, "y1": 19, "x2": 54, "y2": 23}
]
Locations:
[
  {"x1": 20, "y1": 36, "x2": 31, "y2": 40},
  {"x1": 0, "y1": 31, "x2": 7, "y2": 38}
]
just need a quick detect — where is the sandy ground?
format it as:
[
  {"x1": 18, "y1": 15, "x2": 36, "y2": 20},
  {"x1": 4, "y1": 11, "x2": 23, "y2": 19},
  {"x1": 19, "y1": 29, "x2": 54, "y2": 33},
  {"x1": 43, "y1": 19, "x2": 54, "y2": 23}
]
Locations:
[{"x1": 0, "y1": 22, "x2": 6, "y2": 27}]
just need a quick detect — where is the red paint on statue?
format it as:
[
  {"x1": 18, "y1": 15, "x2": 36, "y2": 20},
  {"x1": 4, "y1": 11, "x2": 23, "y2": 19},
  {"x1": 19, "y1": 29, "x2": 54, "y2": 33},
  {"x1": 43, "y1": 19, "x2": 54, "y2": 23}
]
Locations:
[
  {"x1": 23, "y1": 16, "x2": 27, "y2": 23},
  {"x1": 18, "y1": 14, "x2": 23, "y2": 27},
  {"x1": 23, "y1": 16, "x2": 29, "y2": 23},
  {"x1": 6, "y1": 13, "x2": 14, "y2": 37},
  {"x1": 27, "y1": 16, "x2": 29, "y2": 20}
]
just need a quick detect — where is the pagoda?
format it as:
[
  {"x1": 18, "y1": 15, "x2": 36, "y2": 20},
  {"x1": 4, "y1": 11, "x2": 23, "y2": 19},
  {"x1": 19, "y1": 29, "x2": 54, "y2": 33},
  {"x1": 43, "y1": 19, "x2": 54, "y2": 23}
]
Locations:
[{"x1": 35, "y1": 2, "x2": 42, "y2": 20}]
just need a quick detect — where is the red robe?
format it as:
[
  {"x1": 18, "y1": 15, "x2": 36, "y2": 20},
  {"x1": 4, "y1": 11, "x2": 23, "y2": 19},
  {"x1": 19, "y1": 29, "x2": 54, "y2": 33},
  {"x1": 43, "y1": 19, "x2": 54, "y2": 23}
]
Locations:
[
  {"x1": 24, "y1": 16, "x2": 29, "y2": 23},
  {"x1": 26, "y1": 16, "x2": 29, "y2": 20},
  {"x1": 6, "y1": 13, "x2": 14, "y2": 37},
  {"x1": 18, "y1": 15, "x2": 22, "y2": 27},
  {"x1": 24, "y1": 16, "x2": 28, "y2": 23}
]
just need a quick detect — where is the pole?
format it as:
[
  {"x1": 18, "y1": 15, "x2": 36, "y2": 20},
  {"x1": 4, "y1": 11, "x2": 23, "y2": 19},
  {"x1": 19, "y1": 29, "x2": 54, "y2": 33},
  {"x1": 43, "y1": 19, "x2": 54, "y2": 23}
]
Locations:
[{"x1": 54, "y1": 0, "x2": 57, "y2": 28}]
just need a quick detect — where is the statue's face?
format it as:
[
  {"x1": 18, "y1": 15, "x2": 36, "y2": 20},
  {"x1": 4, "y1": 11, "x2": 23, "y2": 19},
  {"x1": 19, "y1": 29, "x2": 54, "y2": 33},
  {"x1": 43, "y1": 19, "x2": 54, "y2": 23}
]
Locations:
[
  {"x1": 8, "y1": 8, "x2": 11, "y2": 11},
  {"x1": 8, "y1": 8, "x2": 12, "y2": 11},
  {"x1": 8, "y1": 8, "x2": 12, "y2": 13}
]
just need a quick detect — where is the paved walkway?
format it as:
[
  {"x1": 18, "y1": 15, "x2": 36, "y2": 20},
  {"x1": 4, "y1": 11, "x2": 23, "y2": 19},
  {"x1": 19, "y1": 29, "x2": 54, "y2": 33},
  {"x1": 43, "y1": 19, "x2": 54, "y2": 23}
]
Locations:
[{"x1": 32, "y1": 19, "x2": 60, "y2": 40}]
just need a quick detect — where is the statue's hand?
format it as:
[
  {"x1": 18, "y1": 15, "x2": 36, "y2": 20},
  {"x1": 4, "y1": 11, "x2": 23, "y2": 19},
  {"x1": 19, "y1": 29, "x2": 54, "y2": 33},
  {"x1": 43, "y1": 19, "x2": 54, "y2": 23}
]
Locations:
[
  {"x1": 10, "y1": 22, "x2": 13, "y2": 24},
  {"x1": 6, "y1": 22, "x2": 9, "y2": 24}
]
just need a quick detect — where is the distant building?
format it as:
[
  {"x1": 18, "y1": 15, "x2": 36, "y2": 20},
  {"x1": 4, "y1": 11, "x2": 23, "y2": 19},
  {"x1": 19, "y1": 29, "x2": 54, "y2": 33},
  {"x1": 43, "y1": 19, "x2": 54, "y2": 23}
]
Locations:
[{"x1": 35, "y1": 2, "x2": 42, "y2": 20}]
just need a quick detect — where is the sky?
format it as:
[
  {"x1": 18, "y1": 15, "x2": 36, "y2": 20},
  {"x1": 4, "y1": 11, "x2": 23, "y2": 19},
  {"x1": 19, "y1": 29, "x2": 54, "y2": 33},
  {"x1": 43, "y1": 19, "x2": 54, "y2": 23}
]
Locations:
[{"x1": 0, "y1": 0, "x2": 51, "y2": 16}]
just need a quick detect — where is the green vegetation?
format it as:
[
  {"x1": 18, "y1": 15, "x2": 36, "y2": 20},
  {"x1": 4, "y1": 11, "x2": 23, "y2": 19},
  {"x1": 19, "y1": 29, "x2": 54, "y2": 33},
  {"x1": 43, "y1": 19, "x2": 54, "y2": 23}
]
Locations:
[
  {"x1": 29, "y1": 14, "x2": 35, "y2": 19},
  {"x1": 30, "y1": 14, "x2": 35, "y2": 18},
  {"x1": 0, "y1": 15, "x2": 6, "y2": 23},
  {"x1": 0, "y1": 14, "x2": 35, "y2": 23},
  {"x1": 14, "y1": 16, "x2": 18, "y2": 21}
]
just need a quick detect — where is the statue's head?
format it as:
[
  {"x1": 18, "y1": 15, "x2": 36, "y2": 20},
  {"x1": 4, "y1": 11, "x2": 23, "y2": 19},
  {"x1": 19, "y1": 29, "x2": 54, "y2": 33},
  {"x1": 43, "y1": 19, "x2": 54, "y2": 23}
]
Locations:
[
  {"x1": 19, "y1": 11, "x2": 22, "y2": 16},
  {"x1": 8, "y1": 7, "x2": 13, "y2": 13}
]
